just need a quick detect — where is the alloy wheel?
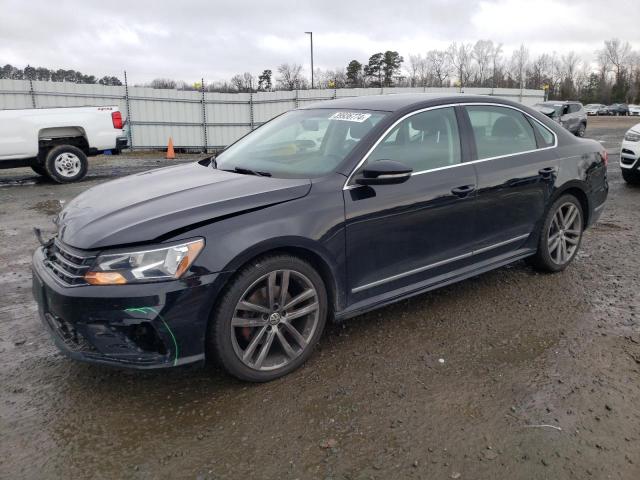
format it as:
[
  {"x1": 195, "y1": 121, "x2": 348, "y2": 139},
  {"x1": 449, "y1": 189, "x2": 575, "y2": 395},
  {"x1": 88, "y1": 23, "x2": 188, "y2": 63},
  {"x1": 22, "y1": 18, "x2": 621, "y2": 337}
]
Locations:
[
  {"x1": 54, "y1": 152, "x2": 82, "y2": 178},
  {"x1": 547, "y1": 202, "x2": 582, "y2": 265},
  {"x1": 230, "y1": 269, "x2": 320, "y2": 371}
]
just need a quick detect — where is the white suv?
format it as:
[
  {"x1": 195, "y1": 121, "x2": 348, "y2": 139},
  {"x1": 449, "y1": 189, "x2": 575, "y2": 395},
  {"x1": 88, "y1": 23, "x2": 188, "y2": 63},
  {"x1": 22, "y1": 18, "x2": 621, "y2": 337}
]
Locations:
[{"x1": 621, "y1": 122, "x2": 640, "y2": 184}]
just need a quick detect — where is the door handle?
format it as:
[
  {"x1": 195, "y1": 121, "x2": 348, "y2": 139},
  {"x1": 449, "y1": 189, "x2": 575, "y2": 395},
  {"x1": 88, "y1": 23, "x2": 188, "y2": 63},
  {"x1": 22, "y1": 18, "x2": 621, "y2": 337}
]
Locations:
[
  {"x1": 538, "y1": 166, "x2": 557, "y2": 178},
  {"x1": 451, "y1": 184, "x2": 476, "y2": 197}
]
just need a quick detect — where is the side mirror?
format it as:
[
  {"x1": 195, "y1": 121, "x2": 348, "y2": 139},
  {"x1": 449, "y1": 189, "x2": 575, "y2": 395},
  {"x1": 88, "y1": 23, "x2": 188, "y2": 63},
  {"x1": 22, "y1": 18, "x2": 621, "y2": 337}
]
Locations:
[{"x1": 355, "y1": 160, "x2": 413, "y2": 186}]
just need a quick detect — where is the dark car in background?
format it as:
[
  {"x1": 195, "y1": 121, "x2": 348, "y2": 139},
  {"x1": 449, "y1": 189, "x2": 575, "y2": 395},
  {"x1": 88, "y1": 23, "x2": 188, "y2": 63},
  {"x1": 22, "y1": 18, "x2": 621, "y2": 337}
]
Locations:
[
  {"x1": 605, "y1": 103, "x2": 629, "y2": 116},
  {"x1": 533, "y1": 101, "x2": 588, "y2": 136},
  {"x1": 32, "y1": 94, "x2": 609, "y2": 382}
]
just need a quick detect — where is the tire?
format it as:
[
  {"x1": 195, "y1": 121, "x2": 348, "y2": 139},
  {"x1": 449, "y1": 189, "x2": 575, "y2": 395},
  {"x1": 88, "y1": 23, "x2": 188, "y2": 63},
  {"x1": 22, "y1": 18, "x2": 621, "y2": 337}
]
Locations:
[
  {"x1": 528, "y1": 195, "x2": 584, "y2": 273},
  {"x1": 575, "y1": 123, "x2": 586, "y2": 137},
  {"x1": 44, "y1": 145, "x2": 88, "y2": 183},
  {"x1": 208, "y1": 254, "x2": 328, "y2": 382},
  {"x1": 31, "y1": 164, "x2": 48, "y2": 177},
  {"x1": 622, "y1": 168, "x2": 640, "y2": 185}
]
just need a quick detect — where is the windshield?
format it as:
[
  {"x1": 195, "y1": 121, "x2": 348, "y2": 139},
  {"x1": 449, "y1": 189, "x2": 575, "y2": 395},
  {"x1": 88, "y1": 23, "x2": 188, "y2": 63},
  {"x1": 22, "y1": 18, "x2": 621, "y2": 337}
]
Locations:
[{"x1": 215, "y1": 109, "x2": 386, "y2": 178}]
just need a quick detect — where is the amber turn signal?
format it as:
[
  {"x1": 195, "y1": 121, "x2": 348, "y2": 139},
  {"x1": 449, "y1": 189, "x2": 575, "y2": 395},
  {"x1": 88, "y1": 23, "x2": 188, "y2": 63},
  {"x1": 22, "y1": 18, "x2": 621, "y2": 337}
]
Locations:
[{"x1": 85, "y1": 271, "x2": 127, "y2": 285}]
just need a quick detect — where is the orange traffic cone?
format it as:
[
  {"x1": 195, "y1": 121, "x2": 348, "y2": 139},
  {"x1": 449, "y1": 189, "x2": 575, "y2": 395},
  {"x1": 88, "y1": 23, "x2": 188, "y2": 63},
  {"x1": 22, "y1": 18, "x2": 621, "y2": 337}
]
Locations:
[{"x1": 166, "y1": 137, "x2": 175, "y2": 159}]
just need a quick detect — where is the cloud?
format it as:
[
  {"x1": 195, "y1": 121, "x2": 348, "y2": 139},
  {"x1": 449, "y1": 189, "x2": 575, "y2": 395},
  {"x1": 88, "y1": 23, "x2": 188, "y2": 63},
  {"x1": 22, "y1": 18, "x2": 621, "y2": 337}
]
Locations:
[{"x1": 0, "y1": 0, "x2": 639, "y2": 84}]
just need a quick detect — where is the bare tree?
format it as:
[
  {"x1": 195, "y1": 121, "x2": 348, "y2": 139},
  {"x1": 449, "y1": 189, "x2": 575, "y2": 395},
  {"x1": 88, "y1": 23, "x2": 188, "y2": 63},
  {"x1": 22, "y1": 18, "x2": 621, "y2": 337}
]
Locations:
[
  {"x1": 472, "y1": 40, "x2": 494, "y2": 86},
  {"x1": 510, "y1": 44, "x2": 530, "y2": 90},
  {"x1": 426, "y1": 49, "x2": 451, "y2": 87},
  {"x1": 490, "y1": 43, "x2": 503, "y2": 88},
  {"x1": 230, "y1": 72, "x2": 255, "y2": 92},
  {"x1": 448, "y1": 42, "x2": 474, "y2": 88},
  {"x1": 276, "y1": 63, "x2": 305, "y2": 90},
  {"x1": 149, "y1": 78, "x2": 177, "y2": 89},
  {"x1": 603, "y1": 38, "x2": 632, "y2": 81},
  {"x1": 528, "y1": 53, "x2": 550, "y2": 90},
  {"x1": 407, "y1": 54, "x2": 424, "y2": 87}
]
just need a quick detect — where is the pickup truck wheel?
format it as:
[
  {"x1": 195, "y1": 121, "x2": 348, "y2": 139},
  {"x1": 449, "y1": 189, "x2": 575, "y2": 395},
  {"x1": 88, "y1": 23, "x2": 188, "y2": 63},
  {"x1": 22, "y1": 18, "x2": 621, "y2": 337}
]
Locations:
[{"x1": 44, "y1": 145, "x2": 88, "y2": 183}]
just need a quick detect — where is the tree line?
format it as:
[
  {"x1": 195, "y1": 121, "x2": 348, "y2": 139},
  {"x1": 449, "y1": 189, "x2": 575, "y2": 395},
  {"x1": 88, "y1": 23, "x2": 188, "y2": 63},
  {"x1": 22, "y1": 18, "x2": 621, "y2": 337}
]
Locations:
[
  {"x1": 2, "y1": 38, "x2": 639, "y2": 104},
  {"x1": 0, "y1": 64, "x2": 122, "y2": 86}
]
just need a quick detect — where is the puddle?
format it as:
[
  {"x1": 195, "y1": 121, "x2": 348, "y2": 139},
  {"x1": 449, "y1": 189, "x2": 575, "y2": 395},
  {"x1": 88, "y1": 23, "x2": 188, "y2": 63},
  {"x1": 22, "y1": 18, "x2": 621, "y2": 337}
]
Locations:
[{"x1": 29, "y1": 199, "x2": 65, "y2": 215}]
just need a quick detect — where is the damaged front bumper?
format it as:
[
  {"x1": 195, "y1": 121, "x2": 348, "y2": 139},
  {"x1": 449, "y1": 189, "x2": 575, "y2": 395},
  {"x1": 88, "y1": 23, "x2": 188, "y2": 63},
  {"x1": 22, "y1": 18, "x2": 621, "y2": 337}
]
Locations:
[{"x1": 32, "y1": 247, "x2": 223, "y2": 369}]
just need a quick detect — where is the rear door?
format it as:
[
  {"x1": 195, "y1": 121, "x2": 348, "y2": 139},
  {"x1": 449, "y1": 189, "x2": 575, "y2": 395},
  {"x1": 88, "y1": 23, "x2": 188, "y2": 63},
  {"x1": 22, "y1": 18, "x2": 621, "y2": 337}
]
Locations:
[{"x1": 463, "y1": 104, "x2": 558, "y2": 255}]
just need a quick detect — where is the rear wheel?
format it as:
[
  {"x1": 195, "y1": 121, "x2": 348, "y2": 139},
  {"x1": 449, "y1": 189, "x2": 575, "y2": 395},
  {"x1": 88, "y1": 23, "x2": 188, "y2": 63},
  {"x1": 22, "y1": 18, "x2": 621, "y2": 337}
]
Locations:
[
  {"x1": 44, "y1": 145, "x2": 88, "y2": 183},
  {"x1": 529, "y1": 195, "x2": 584, "y2": 272},
  {"x1": 208, "y1": 254, "x2": 328, "y2": 382},
  {"x1": 575, "y1": 123, "x2": 586, "y2": 137},
  {"x1": 622, "y1": 168, "x2": 640, "y2": 185}
]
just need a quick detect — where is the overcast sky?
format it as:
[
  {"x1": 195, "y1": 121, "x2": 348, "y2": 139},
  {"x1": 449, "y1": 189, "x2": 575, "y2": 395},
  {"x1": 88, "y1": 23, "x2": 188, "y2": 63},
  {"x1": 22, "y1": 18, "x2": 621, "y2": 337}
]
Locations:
[{"x1": 1, "y1": 0, "x2": 639, "y2": 84}]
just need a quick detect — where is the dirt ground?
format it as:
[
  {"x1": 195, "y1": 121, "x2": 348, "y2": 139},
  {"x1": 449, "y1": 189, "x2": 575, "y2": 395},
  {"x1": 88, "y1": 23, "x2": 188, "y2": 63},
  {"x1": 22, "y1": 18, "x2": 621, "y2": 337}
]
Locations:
[{"x1": 1, "y1": 116, "x2": 639, "y2": 479}]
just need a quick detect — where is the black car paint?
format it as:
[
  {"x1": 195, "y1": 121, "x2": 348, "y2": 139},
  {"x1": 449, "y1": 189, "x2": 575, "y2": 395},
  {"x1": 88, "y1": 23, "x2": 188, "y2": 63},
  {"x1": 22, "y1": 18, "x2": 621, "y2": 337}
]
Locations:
[{"x1": 32, "y1": 95, "x2": 608, "y2": 369}]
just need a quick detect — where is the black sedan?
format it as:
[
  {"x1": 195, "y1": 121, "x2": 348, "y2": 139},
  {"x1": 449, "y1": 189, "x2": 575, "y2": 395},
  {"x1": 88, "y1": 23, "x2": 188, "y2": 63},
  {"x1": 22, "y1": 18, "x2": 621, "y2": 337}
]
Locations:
[
  {"x1": 605, "y1": 103, "x2": 629, "y2": 116},
  {"x1": 32, "y1": 94, "x2": 608, "y2": 382}
]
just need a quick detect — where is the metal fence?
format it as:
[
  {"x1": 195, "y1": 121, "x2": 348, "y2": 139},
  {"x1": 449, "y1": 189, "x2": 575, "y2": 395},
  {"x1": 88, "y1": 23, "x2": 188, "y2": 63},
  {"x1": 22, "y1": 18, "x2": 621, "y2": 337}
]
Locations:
[{"x1": 0, "y1": 78, "x2": 545, "y2": 151}]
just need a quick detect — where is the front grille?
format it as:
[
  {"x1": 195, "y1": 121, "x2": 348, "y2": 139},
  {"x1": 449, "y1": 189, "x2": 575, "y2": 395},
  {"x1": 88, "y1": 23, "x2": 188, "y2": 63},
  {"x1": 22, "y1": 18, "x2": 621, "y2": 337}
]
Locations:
[
  {"x1": 43, "y1": 239, "x2": 96, "y2": 286},
  {"x1": 621, "y1": 156, "x2": 636, "y2": 166}
]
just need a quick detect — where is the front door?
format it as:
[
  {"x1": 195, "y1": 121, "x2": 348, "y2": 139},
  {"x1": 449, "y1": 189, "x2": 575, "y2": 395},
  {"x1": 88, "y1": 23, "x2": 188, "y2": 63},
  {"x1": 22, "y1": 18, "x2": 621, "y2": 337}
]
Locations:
[{"x1": 343, "y1": 106, "x2": 478, "y2": 304}]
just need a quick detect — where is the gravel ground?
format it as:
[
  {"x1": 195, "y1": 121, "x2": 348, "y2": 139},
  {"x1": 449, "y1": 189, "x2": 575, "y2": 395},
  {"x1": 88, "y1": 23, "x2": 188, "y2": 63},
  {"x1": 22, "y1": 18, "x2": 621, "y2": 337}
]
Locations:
[{"x1": 1, "y1": 116, "x2": 639, "y2": 479}]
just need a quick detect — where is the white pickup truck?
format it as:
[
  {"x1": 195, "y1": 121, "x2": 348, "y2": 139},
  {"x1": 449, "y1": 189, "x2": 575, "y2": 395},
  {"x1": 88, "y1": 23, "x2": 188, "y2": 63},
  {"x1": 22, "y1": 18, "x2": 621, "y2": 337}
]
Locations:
[{"x1": 0, "y1": 106, "x2": 128, "y2": 183}]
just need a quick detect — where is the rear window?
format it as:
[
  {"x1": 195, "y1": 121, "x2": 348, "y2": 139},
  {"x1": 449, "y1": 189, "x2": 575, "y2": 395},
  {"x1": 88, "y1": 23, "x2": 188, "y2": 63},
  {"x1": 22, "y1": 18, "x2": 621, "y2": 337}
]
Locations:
[{"x1": 466, "y1": 105, "x2": 537, "y2": 159}]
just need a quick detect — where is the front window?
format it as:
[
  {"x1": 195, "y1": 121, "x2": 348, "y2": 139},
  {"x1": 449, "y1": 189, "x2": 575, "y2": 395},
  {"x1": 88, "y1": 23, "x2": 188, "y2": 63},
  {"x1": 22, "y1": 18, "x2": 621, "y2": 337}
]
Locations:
[
  {"x1": 360, "y1": 107, "x2": 462, "y2": 173},
  {"x1": 215, "y1": 109, "x2": 386, "y2": 178}
]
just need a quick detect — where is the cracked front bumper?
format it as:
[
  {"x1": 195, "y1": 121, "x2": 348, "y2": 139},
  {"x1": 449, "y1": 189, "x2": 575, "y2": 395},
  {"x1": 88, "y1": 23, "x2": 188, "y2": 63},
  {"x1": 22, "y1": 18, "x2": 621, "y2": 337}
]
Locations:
[{"x1": 32, "y1": 247, "x2": 225, "y2": 369}]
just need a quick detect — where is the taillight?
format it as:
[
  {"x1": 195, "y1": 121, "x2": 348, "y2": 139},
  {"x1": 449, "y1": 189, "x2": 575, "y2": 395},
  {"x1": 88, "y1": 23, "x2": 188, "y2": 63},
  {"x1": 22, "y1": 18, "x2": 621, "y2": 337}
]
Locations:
[
  {"x1": 601, "y1": 149, "x2": 608, "y2": 167},
  {"x1": 111, "y1": 111, "x2": 123, "y2": 129}
]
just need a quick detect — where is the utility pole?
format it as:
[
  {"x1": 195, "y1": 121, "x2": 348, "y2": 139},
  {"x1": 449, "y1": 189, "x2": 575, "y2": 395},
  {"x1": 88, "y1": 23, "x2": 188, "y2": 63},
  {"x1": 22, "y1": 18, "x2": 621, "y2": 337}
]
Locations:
[{"x1": 305, "y1": 31, "x2": 314, "y2": 89}]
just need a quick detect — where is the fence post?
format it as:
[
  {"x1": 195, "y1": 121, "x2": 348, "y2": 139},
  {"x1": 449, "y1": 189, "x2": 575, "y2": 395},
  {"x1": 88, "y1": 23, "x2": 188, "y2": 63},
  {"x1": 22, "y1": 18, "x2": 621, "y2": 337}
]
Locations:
[
  {"x1": 123, "y1": 71, "x2": 133, "y2": 150},
  {"x1": 249, "y1": 92, "x2": 255, "y2": 130},
  {"x1": 294, "y1": 89, "x2": 299, "y2": 108},
  {"x1": 28, "y1": 78, "x2": 36, "y2": 108},
  {"x1": 201, "y1": 78, "x2": 208, "y2": 152}
]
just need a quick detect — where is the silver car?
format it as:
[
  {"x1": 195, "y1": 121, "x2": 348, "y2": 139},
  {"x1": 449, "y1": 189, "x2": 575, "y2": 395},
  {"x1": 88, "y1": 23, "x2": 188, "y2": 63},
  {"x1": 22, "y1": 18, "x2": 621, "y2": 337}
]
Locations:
[{"x1": 534, "y1": 101, "x2": 587, "y2": 137}]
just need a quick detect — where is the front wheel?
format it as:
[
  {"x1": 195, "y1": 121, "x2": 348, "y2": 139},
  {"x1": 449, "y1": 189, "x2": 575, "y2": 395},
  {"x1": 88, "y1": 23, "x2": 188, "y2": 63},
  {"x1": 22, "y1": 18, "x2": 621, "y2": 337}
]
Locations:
[
  {"x1": 208, "y1": 255, "x2": 328, "y2": 382},
  {"x1": 44, "y1": 145, "x2": 88, "y2": 183},
  {"x1": 575, "y1": 123, "x2": 586, "y2": 137},
  {"x1": 529, "y1": 195, "x2": 584, "y2": 272}
]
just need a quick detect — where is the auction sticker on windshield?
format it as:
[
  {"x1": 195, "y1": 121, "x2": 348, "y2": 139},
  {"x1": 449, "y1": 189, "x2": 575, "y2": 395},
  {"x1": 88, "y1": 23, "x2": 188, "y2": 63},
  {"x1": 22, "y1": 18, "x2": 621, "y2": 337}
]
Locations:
[{"x1": 329, "y1": 112, "x2": 372, "y2": 122}]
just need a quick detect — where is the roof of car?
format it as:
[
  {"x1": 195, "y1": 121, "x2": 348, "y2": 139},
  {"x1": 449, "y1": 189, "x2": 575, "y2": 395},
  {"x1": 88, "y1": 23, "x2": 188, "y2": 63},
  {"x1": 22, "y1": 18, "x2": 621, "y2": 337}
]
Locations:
[
  {"x1": 299, "y1": 93, "x2": 513, "y2": 112},
  {"x1": 539, "y1": 100, "x2": 580, "y2": 105}
]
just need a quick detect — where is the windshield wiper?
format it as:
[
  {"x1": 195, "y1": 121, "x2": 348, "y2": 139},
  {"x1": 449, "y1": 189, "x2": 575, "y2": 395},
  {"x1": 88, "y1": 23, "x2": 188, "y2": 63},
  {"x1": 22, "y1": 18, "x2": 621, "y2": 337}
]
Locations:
[{"x1": 222, "y1": 167, "x2": 272, "y2": 177}]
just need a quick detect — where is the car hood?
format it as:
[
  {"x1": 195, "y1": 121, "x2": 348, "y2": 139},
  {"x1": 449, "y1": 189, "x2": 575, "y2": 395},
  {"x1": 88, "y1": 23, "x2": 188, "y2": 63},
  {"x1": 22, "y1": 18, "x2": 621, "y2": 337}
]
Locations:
[{"x1": 56, "y1": 162, "x2": 312, "y2": 250}]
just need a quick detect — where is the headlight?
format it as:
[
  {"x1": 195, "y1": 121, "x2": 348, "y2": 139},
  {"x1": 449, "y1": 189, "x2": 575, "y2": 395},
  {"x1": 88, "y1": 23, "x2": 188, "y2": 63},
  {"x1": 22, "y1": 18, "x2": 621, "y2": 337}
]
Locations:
[
  {"x1": 85, "y1": 239, "x2": 204, "y2": 285},
  {"x1": 624, "y1": 131, "x2": 640, "y2": 142}
]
